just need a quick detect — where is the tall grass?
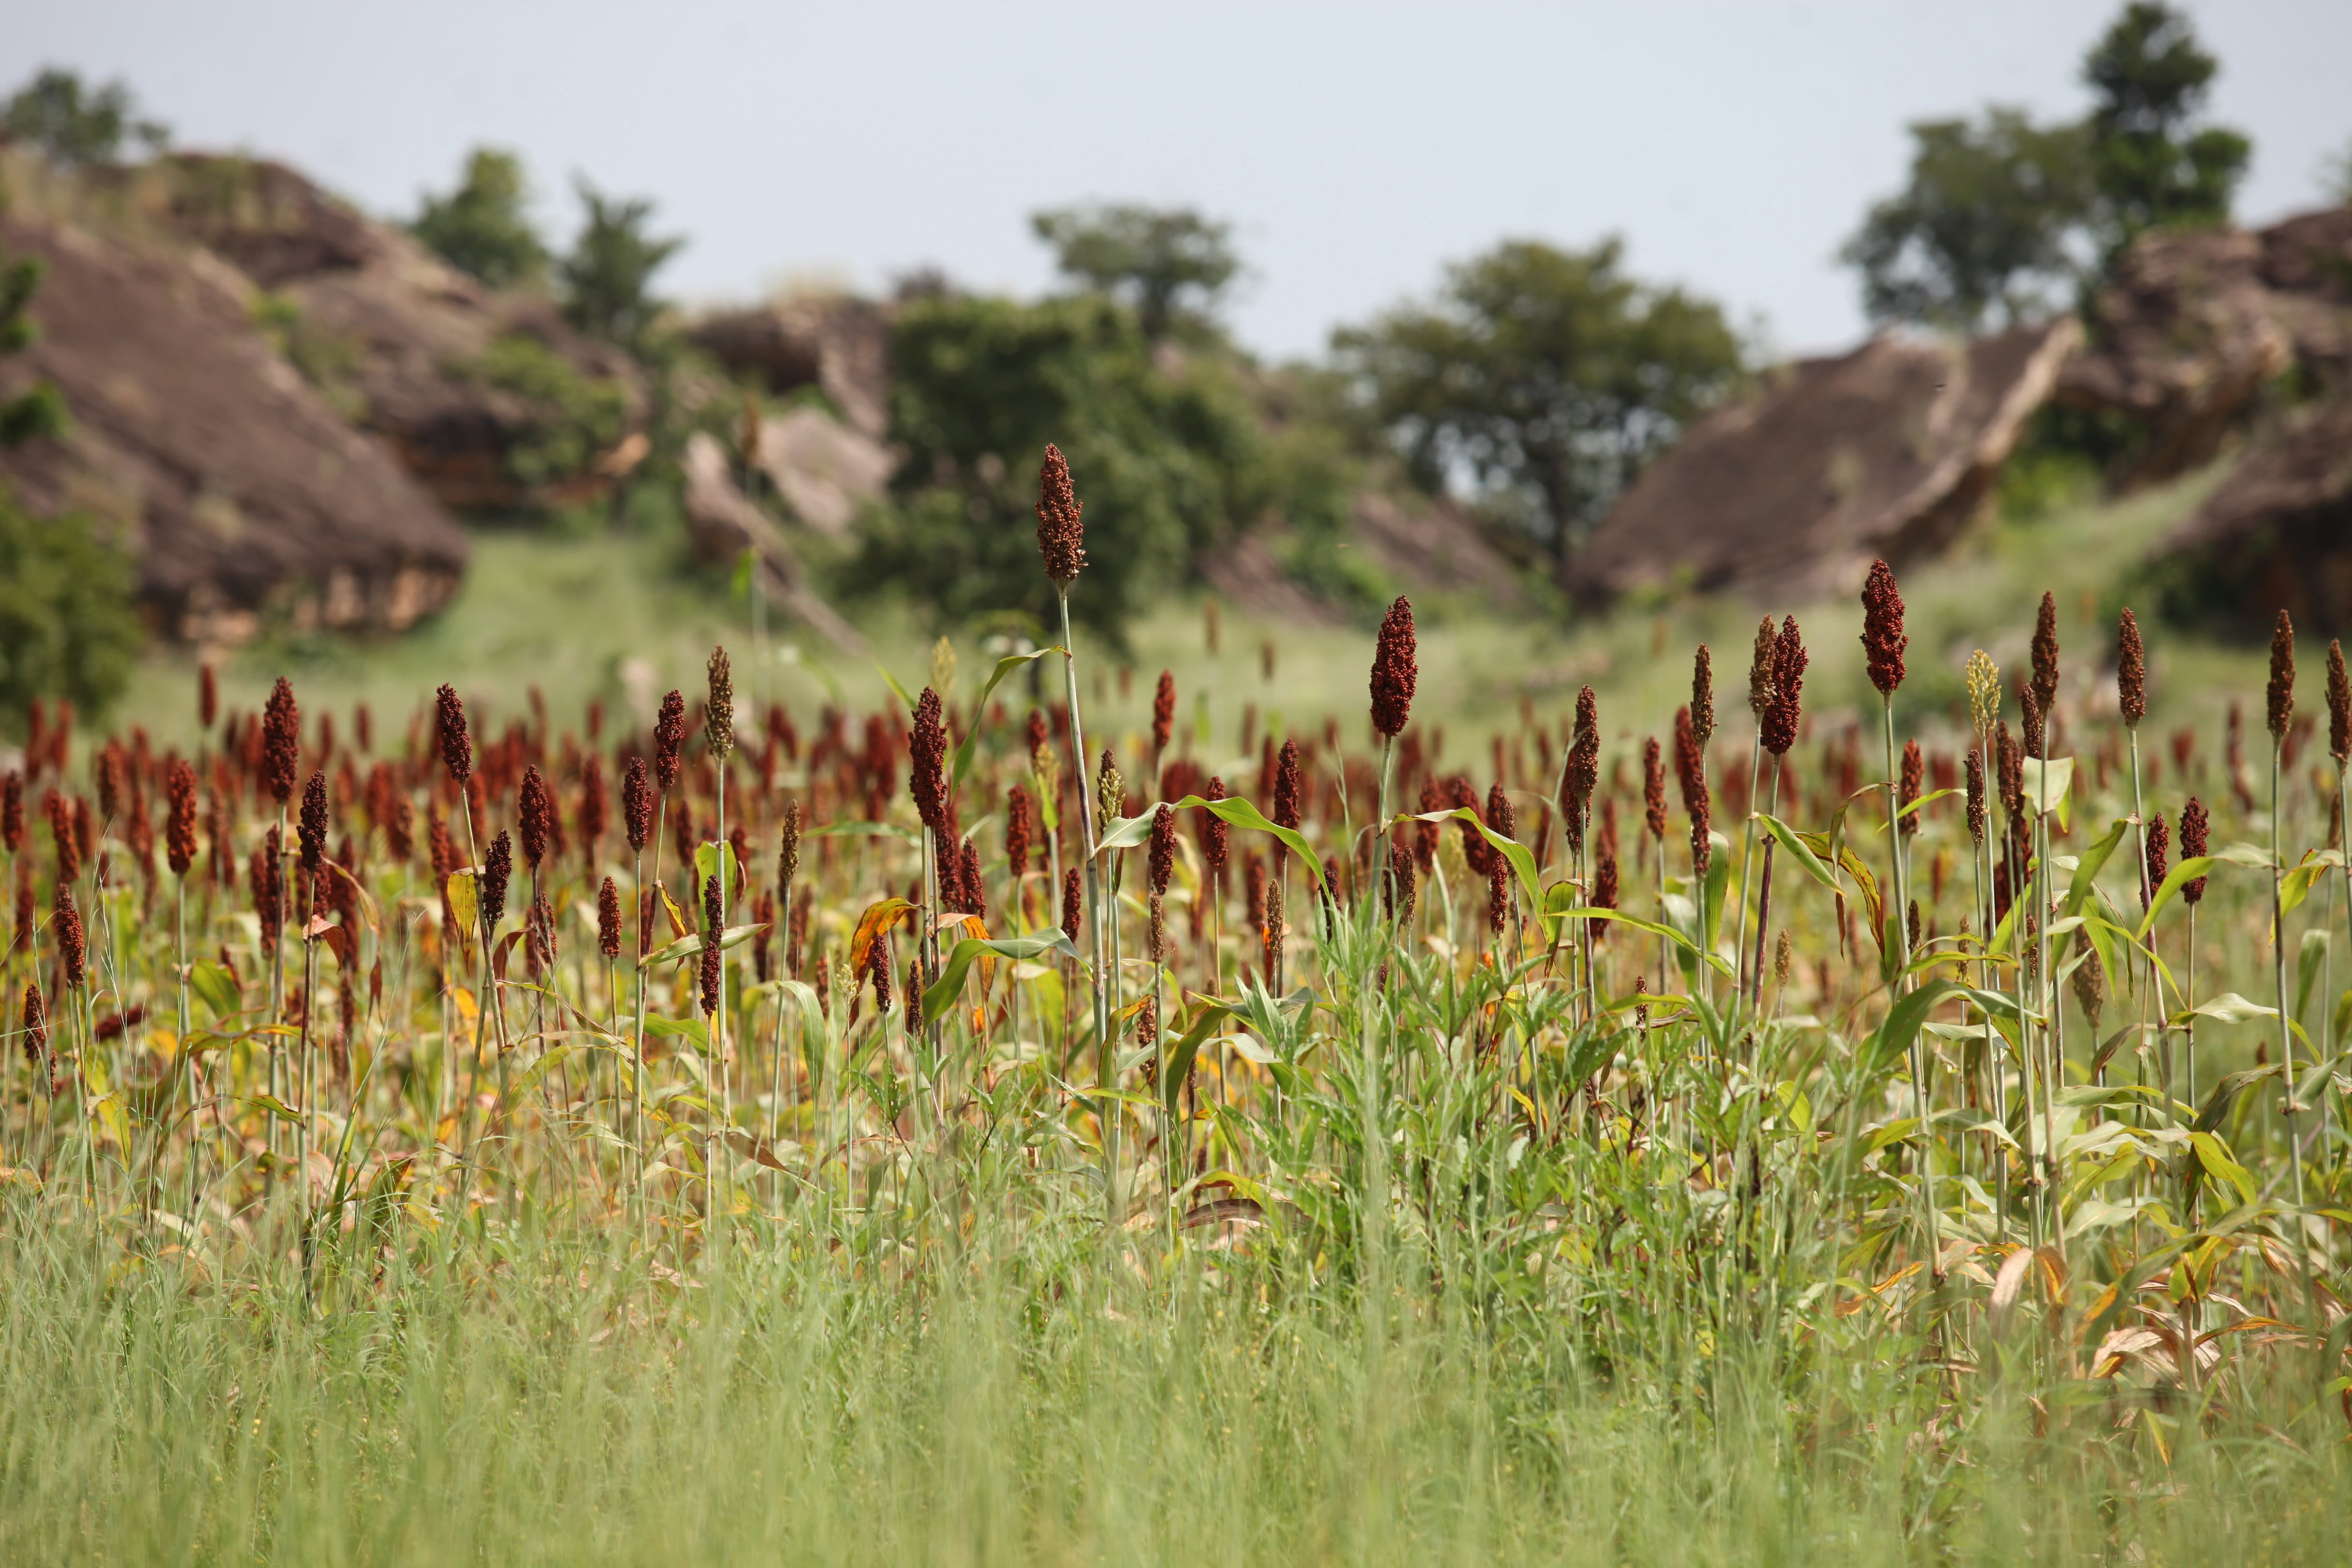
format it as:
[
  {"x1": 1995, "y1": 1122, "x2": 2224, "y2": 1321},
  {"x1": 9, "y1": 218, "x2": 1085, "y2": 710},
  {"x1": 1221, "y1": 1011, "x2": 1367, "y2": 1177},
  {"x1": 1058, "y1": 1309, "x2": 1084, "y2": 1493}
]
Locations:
[{"x1": 1, "y1": 458, "x2": 2348, "y2": 1564}]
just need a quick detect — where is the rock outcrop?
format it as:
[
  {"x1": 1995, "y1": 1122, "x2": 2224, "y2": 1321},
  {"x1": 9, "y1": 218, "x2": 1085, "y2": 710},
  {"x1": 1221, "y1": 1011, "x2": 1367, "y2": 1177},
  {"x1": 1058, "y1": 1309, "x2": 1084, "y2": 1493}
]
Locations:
[
  {"x1": 144, "y1": 154, "x2": 645, "y2": 510},
  {"x1": 1570, "y1": 318, "x2": 2080, "y2": 604},
  {"x1": 747, "y1": 405, "x2": 893, "y2": 539},
  {"x1": 687, "y1": 294, "x2": 891, "y2": 439},
  {"x1": 678, "y1": 432, "x2": 864, "y2": 654},
  {"x1": 2156, "y1": 394, "x2": 2352, "y2": 634},
  {"x1": 0, "y1": 204, "x2": 469, "y2": 643},
  {"x1": 2060, "y1": 205, "x2": 2352, "y2": 482}
]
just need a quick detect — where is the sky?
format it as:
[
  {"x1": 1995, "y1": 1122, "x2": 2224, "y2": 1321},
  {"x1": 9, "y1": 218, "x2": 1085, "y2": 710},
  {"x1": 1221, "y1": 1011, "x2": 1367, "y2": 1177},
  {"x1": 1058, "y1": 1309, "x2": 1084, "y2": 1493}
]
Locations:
[{"x1": 6, "y1": 1, "x2": 2347, "y2": 362}]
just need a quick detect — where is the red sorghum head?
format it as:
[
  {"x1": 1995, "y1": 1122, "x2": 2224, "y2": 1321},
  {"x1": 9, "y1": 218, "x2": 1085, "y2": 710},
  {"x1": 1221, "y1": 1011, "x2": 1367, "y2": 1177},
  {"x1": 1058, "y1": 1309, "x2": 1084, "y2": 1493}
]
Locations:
[
  {"x1": 482, "y1": 830, "x2": 512, "y2": 931},
  {"x1": 298, "y1": 771, "x2": 328, "y2": 872},
  {"x1": 165, "y1": 759, "x2": 198, "y2": 875},
  {"x1": 1762, "y1": 617, "x2": 1807, "y2": 757},
  {"x1": 1690, "y1": 645, "x2": 1715, "y2": 748},
  {"x1": 262, "y1": 677, "x2": 300, "y2": 806},
  {"x1": 2267, "y1": 610, "x2": 2295, "y2": 742},
  {"x1": 598, "y1": 876, "x2": 622, "y2": 959},
  {"x1": 1747, "y1": 615, "x2": 1776, "y2": 722},
  {"x1": 705, "y1": 647, "x2": 734, "y2": 760},
  {"x1": 2179, "y1": 797, "x2": 2209, "y2": 905},
  {"x1": 1860, "y1": 560, "x2": 1906, "y2": 698},
  {"x1": 2030, "y1": 592, "x2": 2059, "y2": 716},
  {"x1": 1152, "y1": 670, "x2": 1177, "y2": 754},
  {"x1": 2117, "y1": 609, "x2": 2147, "y2": 729},
  {"x1": 1370, "y1": 597, "x2": 1417, "y2": 740},
  {"x1": 622, "y1": 756, "x2": 652, "y2": 853},
  {"x1": 1035, "y1": 444, "x2": 1087, "y2": 586},
  {"x1": 519, "y1": 765, "x2": 553, "y2": 871},
  {"x1": 654, "y1": 690, "x2": 686, "y2": 792},
  {"x1": 435, "y1": 684, "x2": 471, "y2": 787},
  {"x1": 910, "y1": 687, "x2": 949, "y2": 832},
  {"x1": 54, "y1": 887, "x2": 85, "y2": 989}
]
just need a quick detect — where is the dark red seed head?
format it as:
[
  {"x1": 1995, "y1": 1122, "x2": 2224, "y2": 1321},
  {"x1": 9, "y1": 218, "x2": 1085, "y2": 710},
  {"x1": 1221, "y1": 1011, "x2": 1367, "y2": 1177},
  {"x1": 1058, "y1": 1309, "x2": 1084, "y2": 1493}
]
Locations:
[
  {"x1": 1642, "y1": 738, "x2": 1666, "y2": 840},
  {"x1": 597, "y1": 876, "x2": 622, "y2": 958},
  {"x1": 519, "y1": 765, "x2": 553, "y2": 871},
  {"x1": 909, "y1": 687, "x2": 950, "y2": 832},
  {"x1": 699, "y1": 873, "x2": 724, "y2": 1017},
  {"x1": 1370, "y1": 596, "x2": 1418, "y2": 740},
  {"x1": 1, "y1": 771, "x2": 20, "y2": 854},
  {"x1": 2030, "y1": 592, "x2": 2059, "y2": 717},
  {"x1": 54, "y1": 888, "x2": 86, "y2": 989},
  {"x1": 705, "y1": 647, "x2": 735, "y2": 760},
  {"x1": 435, "y1": 684, "x2": 472, "y2": 787},
  {"x1": 198, "y1": 663, "x2": 218, "y2": 730},
  {"x1": 1060, "y1": 866, "x2": 1082, "y2": 941},
  {"x1": 48, "y1": 791, "x2": 79, "y2": 884},
  {"x1": 250, "y1": 831, "x2": 283, "y2": 941},
  {"x1": 653, "y1": 691, "x2": 686, "y2": 792},
  {"x1": 21, "y1": 982, "x2": 47, "y2": 1062},
  {"x1": 1762, "y1": 617, "x2": 1807, "y2": 757},
  {"x1": 1964, "y1": 749, "x2": 1986, "y2": 846},
  {"x1": 779, "y1": 802, "x2": 803, "y2": 892},
  {"x1": 1747, "y1": 616, "x2": 1776, "y2": 722},
  {"x1": 622, "y1": 756, "x2": 652, "y2": 853},
  {"x1": 165, "y1": 760, "x2": 199, "y2": 875},
  {"x1": 2266, "y1": 610, "x2": 2295, "y2": 742},
  {"x1": 2143, "y1": 810, "x2": 2169, "y2": 908},
  {"x1": 1272, "y1": 740, "x2": 1302, "y2": 832},
  {"x1": 1201, "y1": 776, "x2": 1229, "y2": 875},
  {"x1": 1005, "y1": 783, "x2": 1034, "y2": 877},
  {"x1": 2020, "y1": 686, "x2": 2046, "y2": 761},
  {"x1": 2179, "y1": 797, "x2": 2209, "y2": 905},
  {"x1": 1152, "y1": 671, "x2": 1177, "y2": 755},
  {"x1": 1690, "y1": 645, "x2": 1715, "y2": 748},
  {"x1": 1898, "y1": 740, "x2": 1924, "y2": 838},
  {"x1": 1485, "y1": 781, "x2": 1515, "y2": 842},
  {"x1": 1860, "y1": 560, "x2": 1906, "y2": 698},
  {"x1": 2328, "y1": 639, "x2": 2350, "y2": 766},
  {"x1": 2117, "y1": 609, "x2": 2146, "y2": 729},
  {"x1": 1672, "y1": 706, "x2": 1705, "y2": 818},
  {"x1": 262, "y1": 677, "x2": 300, "y2": 806},
  {"x1": 1562, "y1": 686, "x2": 1599, "y2": 854},
  {"x1": 482, "y1": 830, "x2": 512, "y2": 931},
  {"x1": 1035, "y1": 443, "x2": 1087, "y2": 586},
  {"x1": 1148, "y1": 804, "x2": 1175, "y2": 896},
  {"x1": 299, "y1": 771, "x2": 328, "y2": 872}
]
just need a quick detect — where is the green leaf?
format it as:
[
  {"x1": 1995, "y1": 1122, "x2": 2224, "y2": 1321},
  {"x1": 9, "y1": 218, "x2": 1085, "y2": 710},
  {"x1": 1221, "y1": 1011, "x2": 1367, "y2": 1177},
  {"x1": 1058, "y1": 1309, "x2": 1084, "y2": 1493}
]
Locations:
[
  {"x1": 1866, "y1": 977, "x2": 1963, "y2": 1075},
  {"x1": 2296, "y1": 928, "x2": 2330, "y2": 1022},
  {"x1": 2190, "y1": 1131, "x2": 2257, "y2": 1206},
  {"x1": 2020, "y1": 757, "x2": 2074, "y2": 826},
  {"x1": 2281, "y1": 855, "x2": 2331, "y2": 919},
  {"x1": 641, "y1": 922, "x2": 767, "y2": 969},
  {"x1": 692, "y1": 839, "x2": 744, "y2": 902},
  {"x1": 1754, "y1": 814, "x2": 1838, "y2": 891},
  {"x1": 2173, "y1": 992, "x2": 2277, "y2": 1026},
  {"x1": 950, "y1": 648, "x2": 1062, "y2": 787},
  {"x1": 2211, "y1": 841, "x2": 2276, "y2": 870},
  {"x1": 187, "y1": 959, "x2": 241, "y2": 1021},
  {"x1": 2134, "y1": 855, "x2": 2215, "y2": 939},
  {"x1": 644, "y1": 1015, "x2": 711, "y2": 1051},
  {"x1": 1174, "y1": 795, "x2": 1318, "y2": 873},
  {"x1": 2061, "y1": 817, "x2": 2133, "y2": 920},
  {"x1": 1095, "y1": 811, "x2": 1159, "y2": 854},
  {"x1": 2193, "y1": 1063, "x2": 2280, "y2": 1133},
  {"x1": 1546, "y1": 907, "x2": 1734, "y2": 977},
  {"x1": 247, "y1": 1094, "x2": 302, "y2": 1123},
  {"x1": 1161, "y1": 1002, "x2": 1236, "y2": 1120},
  {"x1": 873, "y1": 661, "x2": 918, "y2": 712},
  {"x1": 920, "y1": 931, "x2": 1079, "y2": 1022}
]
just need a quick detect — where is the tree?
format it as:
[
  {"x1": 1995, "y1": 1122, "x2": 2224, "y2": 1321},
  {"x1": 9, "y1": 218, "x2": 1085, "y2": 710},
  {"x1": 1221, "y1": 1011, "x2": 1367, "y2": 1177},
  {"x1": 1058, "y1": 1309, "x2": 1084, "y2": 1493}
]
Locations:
[
  {"x1": 2, "y1": 238, "x2": 67, "y2": 446},
  {"x1": 850, "y1": 292, "x2": 1269, "y2": 642},
  {"x1": 1842, "y1": 111, "x2": 2093, "y2": 331},
  {"x1": 2, "y1": 68, "x2": 167, "y2": 167},
  {"x1": 1844, "y1": 2, "x2": 2249, "y2": 328},
  {"x1": 559, "y1": 180, "x2": 683, "y2": 352},
  {"x1": 2082, "y1": 2, "x2": 2250, "y2": 247},
  {"x1": 0, "y1": 238, "x2": 136, "y2": 727},
  {"x1": 1031, "y1": 204, "x2": 1239, "y2": 339},
  {"x1": 1334, "y1": 238, "x2": 1743, "y2": 568},
  {"x1": 412, "y1": 148, "x2": 548, "y2": 291}
]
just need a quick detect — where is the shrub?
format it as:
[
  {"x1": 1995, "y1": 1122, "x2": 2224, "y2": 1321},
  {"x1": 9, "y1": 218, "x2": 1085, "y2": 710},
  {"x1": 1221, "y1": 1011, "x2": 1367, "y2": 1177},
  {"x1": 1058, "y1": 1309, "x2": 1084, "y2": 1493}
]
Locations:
[{"x1": 0, "y1": 486, "x2": 139, "y2": 730}]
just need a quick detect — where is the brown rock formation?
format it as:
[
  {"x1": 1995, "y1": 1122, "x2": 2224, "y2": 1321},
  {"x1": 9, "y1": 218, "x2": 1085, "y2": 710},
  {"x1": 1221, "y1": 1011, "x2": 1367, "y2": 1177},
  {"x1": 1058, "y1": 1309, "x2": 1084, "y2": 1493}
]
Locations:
[
  {"x1": 678, "y1": 432, "x2": 864, "y2": 655},
  {"x1": 145, "y1": 154, "x2": 645, "y2": 510},
  {"x1": 2157, "y1": 394, "x2": 2352, "y2": 634},
  {"x1": 687, "y1": 294, "x2": 891, "y2": 439},
  {"x1": 0, "y1": 205, "x2": 469, "y2": 644},
  {"x1": 2058, "y1": 205, "x2": 2352, "y2": 481},
  {"x1": 1571, "y1": 318, "x2": 2080, "y2": 604}
]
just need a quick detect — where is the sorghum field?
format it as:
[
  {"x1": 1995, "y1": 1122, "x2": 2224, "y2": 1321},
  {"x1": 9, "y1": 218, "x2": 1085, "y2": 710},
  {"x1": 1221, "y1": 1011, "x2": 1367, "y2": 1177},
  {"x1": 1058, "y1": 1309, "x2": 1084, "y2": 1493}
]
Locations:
[{"x1": 3, "y1": 450, "x2": 2349, "y2": 1565}]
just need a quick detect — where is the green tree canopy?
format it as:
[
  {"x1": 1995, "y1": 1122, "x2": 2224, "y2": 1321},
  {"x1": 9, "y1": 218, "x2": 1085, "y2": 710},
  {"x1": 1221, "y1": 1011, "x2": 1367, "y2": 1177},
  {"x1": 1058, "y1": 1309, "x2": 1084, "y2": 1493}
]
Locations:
[
  {"x1": 0, "y1": 241, "x2": 136, "y2": 727},
  {"x1": 1030, "y1": 204, "x2": 1240, "y2": 339},
  {"x1": 412, "y1": 148, "x2": 549, "y2": 291},
  {"x1": 1842, "y1": 111, "x2": 2093, "y2": 331},
  {"x1": 1334, "y1": 237, "x2": 1743, "y2": 568},
  {"x1": 2, "y1": 68, "x2": 168, "y2": 167},
  {"x1": 559, "y1": 180, "x2": 683, "y2": 352},
  {"x1": 1846, "y1": 2, "x2": 2249, "y2": 329},
  {"x1": 2083, "y1": 1, "x2": 2250, "y2": 247},
  {"x1": 850, "y1": 293, "x2": 1270, "y2": 642}
]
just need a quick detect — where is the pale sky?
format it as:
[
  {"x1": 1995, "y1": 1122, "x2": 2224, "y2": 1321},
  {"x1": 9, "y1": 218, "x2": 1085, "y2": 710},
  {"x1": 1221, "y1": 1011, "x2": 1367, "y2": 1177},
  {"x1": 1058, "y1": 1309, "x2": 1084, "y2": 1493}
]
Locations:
[{"x1": 7, "y1": 1, "x2": 2347, "y2": 362}]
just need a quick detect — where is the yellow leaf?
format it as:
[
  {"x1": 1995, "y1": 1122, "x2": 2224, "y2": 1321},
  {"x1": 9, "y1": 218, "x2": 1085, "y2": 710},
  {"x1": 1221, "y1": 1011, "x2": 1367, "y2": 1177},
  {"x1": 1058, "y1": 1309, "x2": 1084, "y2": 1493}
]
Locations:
[
  {"x1": 450, "y1": 985, "x2": 479, "y2": 1025},
  {"x1": 447, "y1": 869, "x2": 479, "y2": 934},
  {"x1": 659, "y1": 884, "x2": 690, "y2": 940},
  {"x1": 848, "y1": 897, "x2": 916, "y2": 976}
]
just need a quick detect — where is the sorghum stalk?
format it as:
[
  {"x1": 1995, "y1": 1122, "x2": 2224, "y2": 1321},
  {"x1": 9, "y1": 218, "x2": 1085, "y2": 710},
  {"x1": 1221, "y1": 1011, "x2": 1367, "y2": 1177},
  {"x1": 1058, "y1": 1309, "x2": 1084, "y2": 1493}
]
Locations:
[
  {"x1": 2118, "y1": 610, "x2": 2153, "y2": 1133},
  {"x1": 2265, "y1": 612, "x2": 2303, "y2": 1207}
]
